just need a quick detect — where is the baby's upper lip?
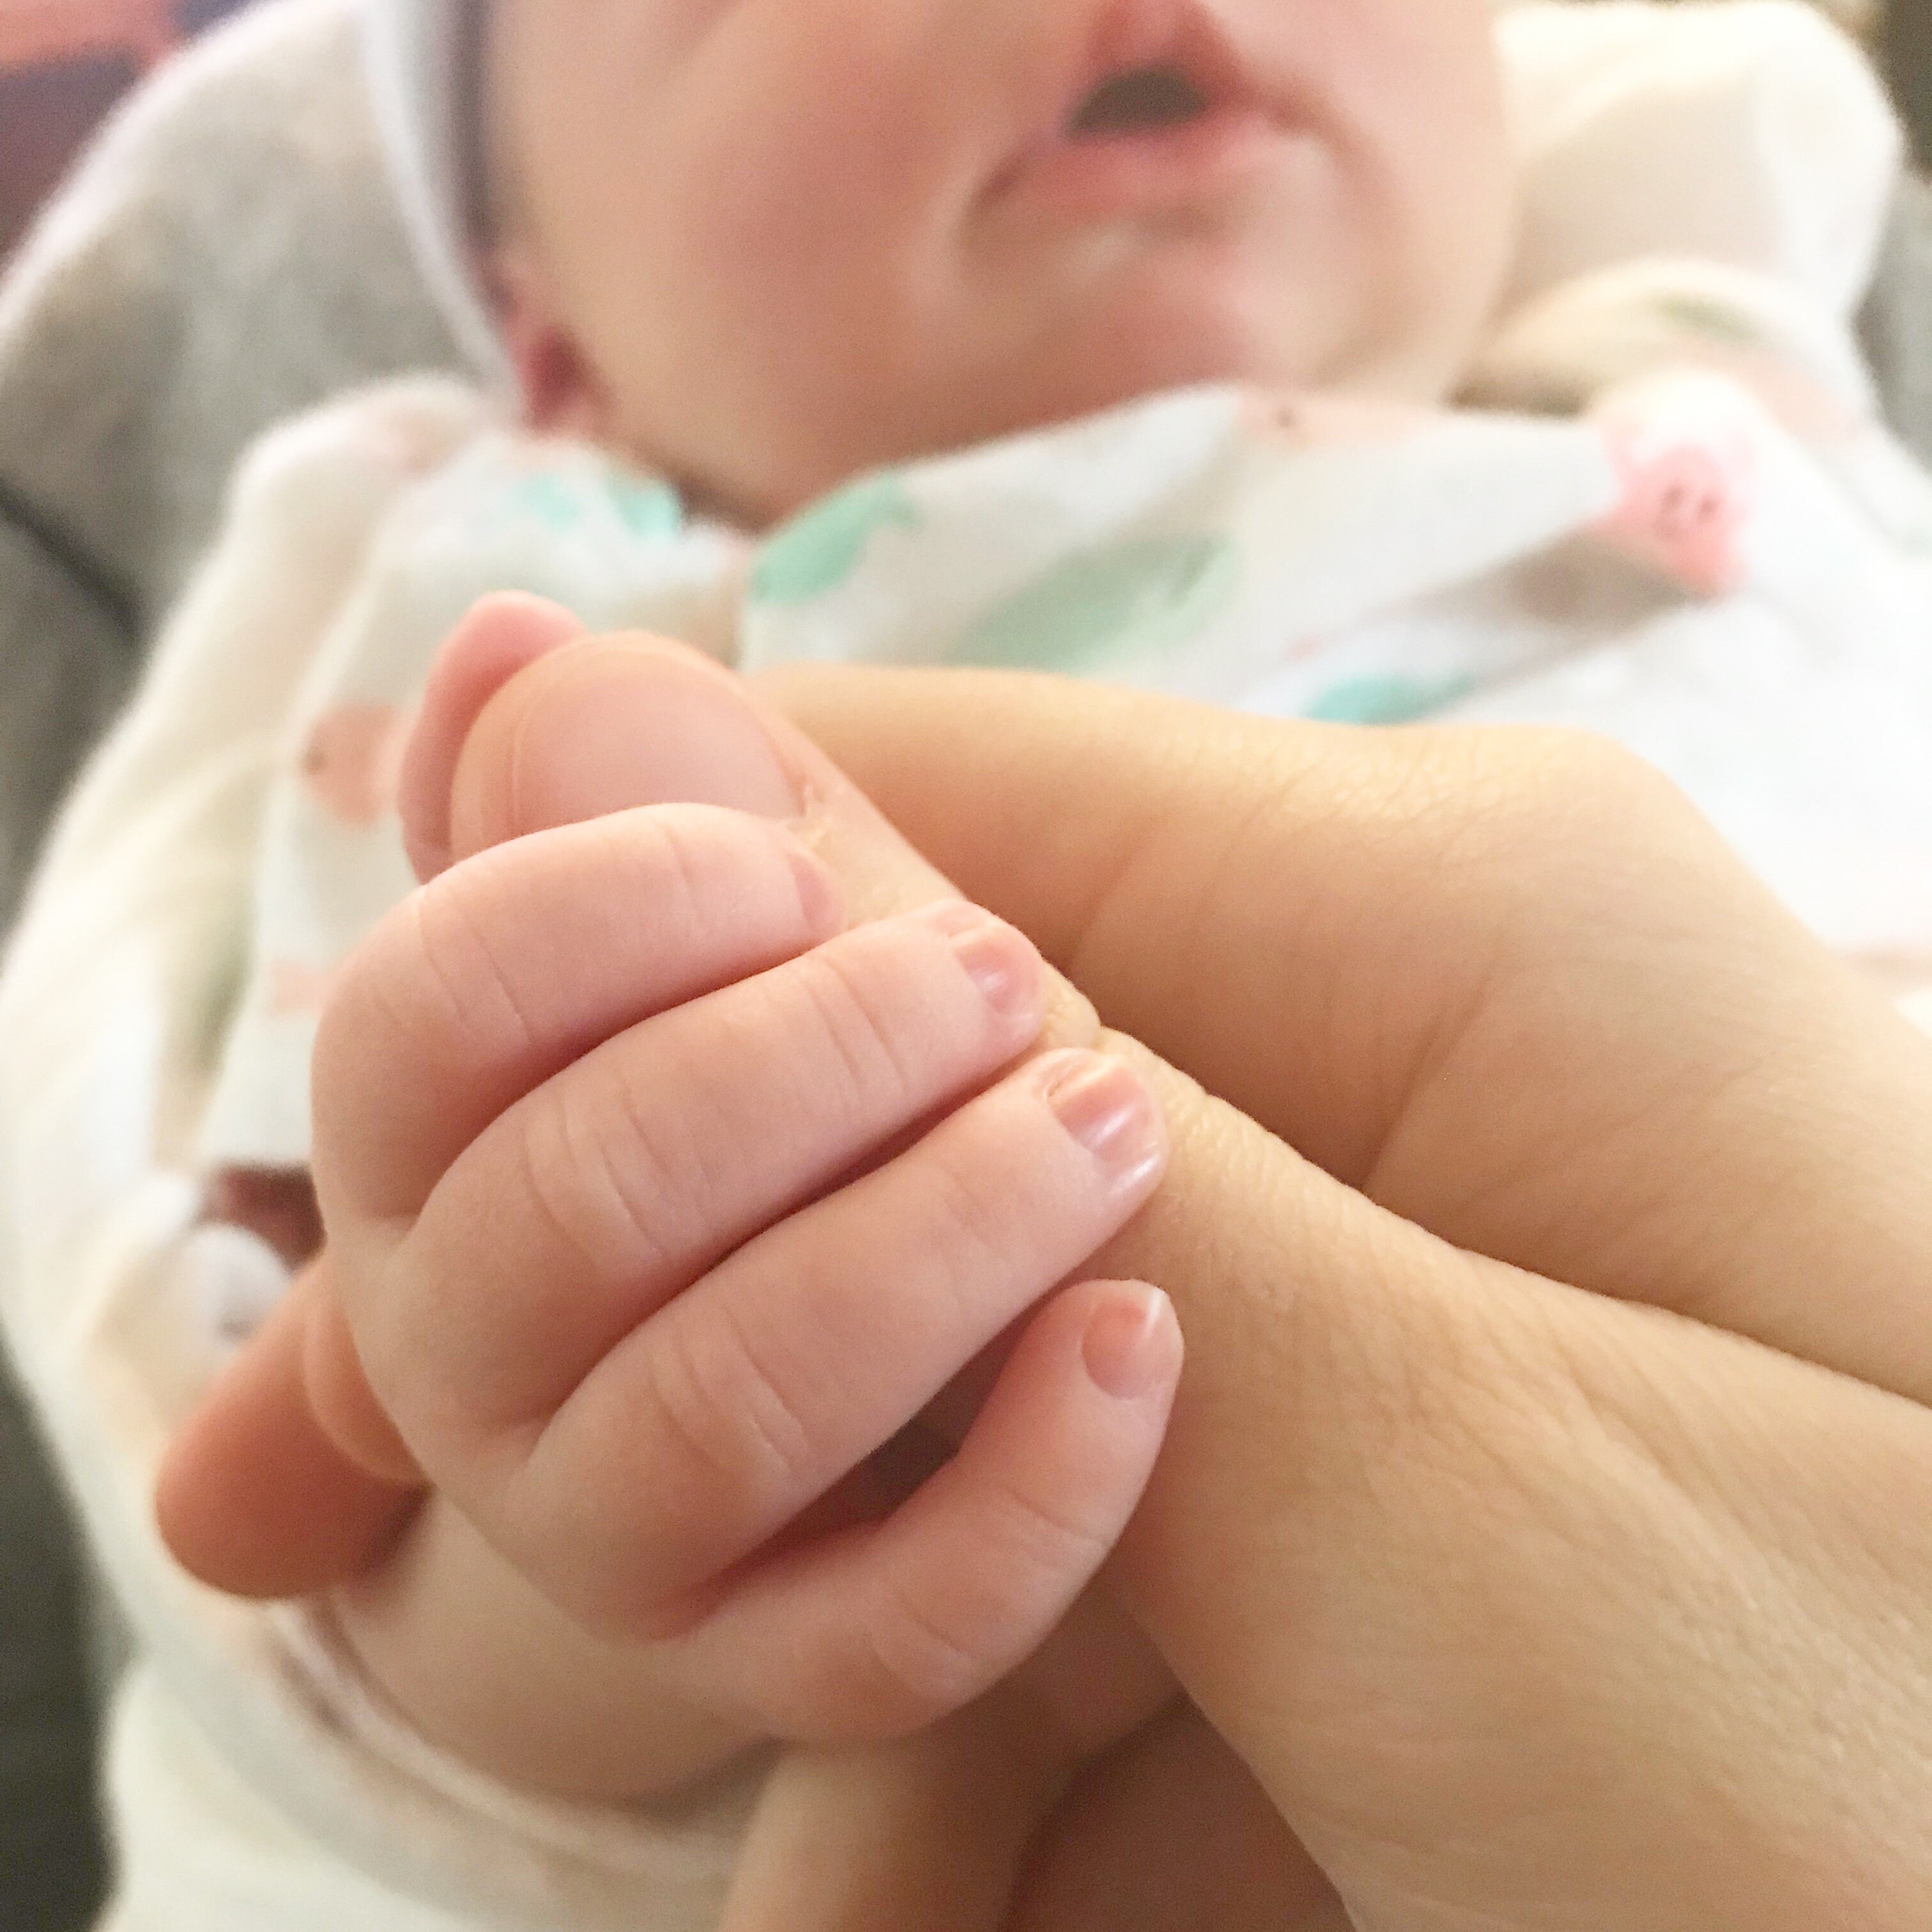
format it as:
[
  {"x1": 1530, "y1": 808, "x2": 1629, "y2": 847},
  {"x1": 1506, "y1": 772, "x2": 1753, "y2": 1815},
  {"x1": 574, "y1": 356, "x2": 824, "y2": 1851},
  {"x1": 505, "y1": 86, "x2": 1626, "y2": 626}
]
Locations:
[
  {"x1": 1071, "y1": 0, "x2": 1256, "y2": 125},
  {"x1": 988, "y1": 0, "x2": 1279, "y2": 200}
]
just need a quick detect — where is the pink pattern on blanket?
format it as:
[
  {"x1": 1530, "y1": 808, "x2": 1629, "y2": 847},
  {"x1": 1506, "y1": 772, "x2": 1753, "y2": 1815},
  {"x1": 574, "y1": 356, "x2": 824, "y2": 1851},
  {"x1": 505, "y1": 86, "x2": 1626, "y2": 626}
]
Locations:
[
  {"x1": 1595, "y1": 417, "x2": 1754, "y2": 597},
  {"x1": 300, "y1": 704, "x2": 412, "y2": 825}
]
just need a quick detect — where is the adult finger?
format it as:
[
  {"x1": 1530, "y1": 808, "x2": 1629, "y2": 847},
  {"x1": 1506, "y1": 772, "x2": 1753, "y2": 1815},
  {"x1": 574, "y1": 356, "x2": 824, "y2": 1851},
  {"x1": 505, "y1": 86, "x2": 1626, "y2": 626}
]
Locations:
[
  {"x1": 1008, "y1": 1704, "x2": 1346, "y2": 1932},
  {"x1": 1093, "y1": 1080, "x2": 1932, "y2": 1930},
  {"x1": 438, "y1": 638, "x2": 1932, "y2": 1918}
]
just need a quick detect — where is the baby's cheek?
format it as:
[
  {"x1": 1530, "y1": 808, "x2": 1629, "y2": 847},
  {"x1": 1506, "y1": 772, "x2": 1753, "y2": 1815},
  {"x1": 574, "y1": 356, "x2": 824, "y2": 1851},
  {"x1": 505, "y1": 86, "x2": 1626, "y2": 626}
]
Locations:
[{"x1": 1327, "y1": 0, "x2": 1515, "y2": 381}]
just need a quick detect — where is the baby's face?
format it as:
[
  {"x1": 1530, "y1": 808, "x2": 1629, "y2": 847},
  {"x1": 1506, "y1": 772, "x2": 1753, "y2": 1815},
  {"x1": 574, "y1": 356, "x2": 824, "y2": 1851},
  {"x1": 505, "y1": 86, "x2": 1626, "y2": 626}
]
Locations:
[{"x1": 496, "y1": 0, "x2": 1515, "y2": 524}]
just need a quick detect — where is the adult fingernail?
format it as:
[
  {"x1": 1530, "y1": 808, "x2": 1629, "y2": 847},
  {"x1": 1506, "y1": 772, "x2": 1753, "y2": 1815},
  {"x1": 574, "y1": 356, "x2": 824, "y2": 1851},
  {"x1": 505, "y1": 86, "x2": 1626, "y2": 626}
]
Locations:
[
  {"x1": 1082, "y1": 1285, "x2": 1180, "y2": 1402},
  {"x1": 907, "y1": 901, "x2": 1043, "y2": 1022},
  {"x1": 1036, "y1": 1050, "x2": 1165, "y2": 1190},
  {"x1": 511, "y1": 646, "x2": 805, "y2": 829}
]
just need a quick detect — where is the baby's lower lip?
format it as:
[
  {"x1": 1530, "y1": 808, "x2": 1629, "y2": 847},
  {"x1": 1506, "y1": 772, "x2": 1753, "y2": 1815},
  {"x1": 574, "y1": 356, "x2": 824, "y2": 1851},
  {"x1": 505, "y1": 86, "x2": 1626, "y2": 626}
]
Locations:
[{"x1": 992, "y1": 104, "x2": 1289, "y2": 222}]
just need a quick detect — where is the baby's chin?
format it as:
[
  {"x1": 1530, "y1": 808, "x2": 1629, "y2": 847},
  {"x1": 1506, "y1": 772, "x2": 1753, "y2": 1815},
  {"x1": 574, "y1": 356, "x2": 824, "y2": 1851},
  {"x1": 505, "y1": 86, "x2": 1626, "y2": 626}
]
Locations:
[
  {"x1": 679, "y1": 257, "x2": 1468, "y2": 525},
  {"x1": 936, "y1": 260, "x2": 1443, "y2": 454}
]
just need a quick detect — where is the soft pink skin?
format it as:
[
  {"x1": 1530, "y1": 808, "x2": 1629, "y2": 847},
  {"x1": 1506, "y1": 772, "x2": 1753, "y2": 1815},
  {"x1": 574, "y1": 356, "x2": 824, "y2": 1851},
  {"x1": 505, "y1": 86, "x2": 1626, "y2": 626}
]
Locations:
[
  {"x1": 318, "y1": 865, "x2": 1172, "y2": 1667},
  {"x1": 491, "y1": 0, "x2": 1517, "y2": 525}
]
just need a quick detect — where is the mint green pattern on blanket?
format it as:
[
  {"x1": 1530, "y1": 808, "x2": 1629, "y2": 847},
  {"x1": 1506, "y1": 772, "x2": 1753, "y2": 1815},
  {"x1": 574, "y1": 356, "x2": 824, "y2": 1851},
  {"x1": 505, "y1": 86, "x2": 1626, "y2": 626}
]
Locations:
[
  {"x1": 753, "y1": 476, "x2": 921, "y2": 604},
  {"x1": 959, "y1": 536, "x2": 1239, "y2": 675},
  {"x1": 504, "y1": 473, "x2": 684, "y2": 540},
  {"x1": 1307, "y1": 673, "x2": 1476, "y2": 726},
  {"x1": 508, "y1": 475, "x2": 590, "y2": 533},
  {"x1": 610, "y1": 478, "x2": 684, "y2": 539}
]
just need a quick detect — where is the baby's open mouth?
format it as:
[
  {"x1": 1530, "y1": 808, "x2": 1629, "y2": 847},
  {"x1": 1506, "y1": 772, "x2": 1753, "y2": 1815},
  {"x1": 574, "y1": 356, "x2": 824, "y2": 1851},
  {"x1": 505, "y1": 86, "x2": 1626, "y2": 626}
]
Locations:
[
  {"x1": 1066, "y1": 65, "x2": 1213, "y2": 139},
  {"x1": 985, "y1": 4, "x2": 1286, "y2": 218}
]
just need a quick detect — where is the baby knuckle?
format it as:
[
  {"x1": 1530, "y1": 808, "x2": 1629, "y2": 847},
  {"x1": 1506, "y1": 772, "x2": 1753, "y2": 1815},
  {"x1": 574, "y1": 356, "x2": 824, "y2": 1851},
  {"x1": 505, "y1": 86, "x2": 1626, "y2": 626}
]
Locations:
[
  {"x1": 613, "y1": 809, "x2": 828, "y2": 972},
  {"x1": 979, "y1": 1480, "x2": 1116, "y2": 1601},
  {"x1": 507, "y1": 1107, "x2": 618, "y2": 1287},
  {"x1": 309, "y1": 922, "x2": 409, "y2": 1127},
  {"x1": 642, "y1": 1297, "x2": 817, "y2": 1524},
  {"x1": 857, "y1": 1582, "x2": 994, "y2": 1733},
  {"x1": 791, "y1": 940, "x2": 933, "y2": 1114},
  {"x1": 308, "y1": 993, "x2": 361, "y2": 1150},
  {"x1": 618, "y1": 1578, "x2": 723, "y2": 1648},
  {"x1": 558, "y1": 1554, "x2": 720, "y2": 1648},
  {"x1": 916, "y1": 1154, "x2": 1022, "y2": 1312},
  {"x1": 408, "y1": 865, "x2": 544, "y2": 1061},
  {"x1": 521, "y1": 1069, "x2": 686, "y2": 1286},
  {"x1": 705, "y1": 1299, "x2": 823, "y2": 1490},
  {"x1": 625, "y1": 810, "x2": 735, "y2": 940}
]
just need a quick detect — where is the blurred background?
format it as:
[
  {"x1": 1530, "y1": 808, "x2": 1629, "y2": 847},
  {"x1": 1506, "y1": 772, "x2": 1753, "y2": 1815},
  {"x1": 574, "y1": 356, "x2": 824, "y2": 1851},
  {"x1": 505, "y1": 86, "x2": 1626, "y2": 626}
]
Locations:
[
  {"x1": 1, "y1": 1, "x2": 252, "y2": 260},
  {"x1": 1892, "y1": 0, "x2": 1932, "y2": 146},
  {"x1": 3, "y1": 13, "x2": 272, "y2": 1931}
]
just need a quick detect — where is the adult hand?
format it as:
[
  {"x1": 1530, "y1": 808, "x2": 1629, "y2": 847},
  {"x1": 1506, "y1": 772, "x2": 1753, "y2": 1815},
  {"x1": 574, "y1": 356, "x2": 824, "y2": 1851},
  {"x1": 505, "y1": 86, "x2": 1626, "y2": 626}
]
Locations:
[
  {"x1": 342, "y1": 634, "x2": 1932, "y2": 1926},
  {"x1": 763, "y1": 664, "x2": 1932, "y2": 1929}
]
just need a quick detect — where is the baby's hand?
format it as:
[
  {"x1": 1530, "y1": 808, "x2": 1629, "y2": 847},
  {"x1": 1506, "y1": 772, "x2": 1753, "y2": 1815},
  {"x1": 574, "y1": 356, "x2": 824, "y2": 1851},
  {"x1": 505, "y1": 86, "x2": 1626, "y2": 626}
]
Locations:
[{"x1": 162, "y1": 595, "x2": 1179, "y2": 1770}]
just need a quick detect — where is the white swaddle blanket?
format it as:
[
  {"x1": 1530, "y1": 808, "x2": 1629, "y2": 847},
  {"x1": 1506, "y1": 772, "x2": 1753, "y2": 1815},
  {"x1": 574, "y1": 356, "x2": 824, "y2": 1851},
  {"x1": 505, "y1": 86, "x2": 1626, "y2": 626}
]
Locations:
[
  {"x1": 3, "y1": 7, "x2": 1929, "y2": 1932},
  {"x1": 199, "y1": 301, "x2": 1932, "y2": 1163}
]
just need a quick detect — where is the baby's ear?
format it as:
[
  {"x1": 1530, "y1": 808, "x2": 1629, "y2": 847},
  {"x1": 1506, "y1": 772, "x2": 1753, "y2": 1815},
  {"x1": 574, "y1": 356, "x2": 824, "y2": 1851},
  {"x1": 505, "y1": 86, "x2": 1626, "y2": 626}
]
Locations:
[{"x1": 486, "y1": 247, "x2": 615, "y2": 443}]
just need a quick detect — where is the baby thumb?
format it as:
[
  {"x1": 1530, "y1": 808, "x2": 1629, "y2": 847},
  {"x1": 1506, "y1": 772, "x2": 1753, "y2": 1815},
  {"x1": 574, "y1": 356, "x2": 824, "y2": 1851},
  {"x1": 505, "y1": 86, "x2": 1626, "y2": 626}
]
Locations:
[{"x1": 443, "y1": 629, "x2": 1087, "y2": 973}]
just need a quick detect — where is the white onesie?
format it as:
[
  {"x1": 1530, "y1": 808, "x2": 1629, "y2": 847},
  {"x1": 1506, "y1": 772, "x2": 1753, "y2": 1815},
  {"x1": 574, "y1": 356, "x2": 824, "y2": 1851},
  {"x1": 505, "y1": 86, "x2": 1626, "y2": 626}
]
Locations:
[{"x1": 3, "y1": 6, "x2": 1929, "y2": 1930}]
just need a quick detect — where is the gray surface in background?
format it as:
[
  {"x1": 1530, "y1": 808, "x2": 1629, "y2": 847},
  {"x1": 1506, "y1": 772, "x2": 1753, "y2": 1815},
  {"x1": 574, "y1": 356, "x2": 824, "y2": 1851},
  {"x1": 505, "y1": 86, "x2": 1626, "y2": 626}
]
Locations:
[
  {"x1": 1887, "y1": 0, "x2": 1932, "y2": 160},
  {"x1": 0, "y1": 1375, "x2": 105, "y2": 1932},
  {"x1": 0, "y1": 6, "x2": 464, "y2": 1926}
]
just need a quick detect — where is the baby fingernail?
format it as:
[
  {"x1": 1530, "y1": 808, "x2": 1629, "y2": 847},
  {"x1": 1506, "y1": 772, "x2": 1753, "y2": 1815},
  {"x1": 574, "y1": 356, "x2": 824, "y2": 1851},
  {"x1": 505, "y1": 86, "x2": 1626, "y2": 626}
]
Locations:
[
  {"x1": 786, "y1": 847, "x2": 846, "y2": 934},
  {"x1": 910, "y1": 901, "x2": 1042, "y2": 1020},
  {"x1": 1037, "y1": 1051, "x2": 1165, "y2": 1187},
  {"x1": 1083, "y1": 1287, "x2": 1180, "y2": 1402}
]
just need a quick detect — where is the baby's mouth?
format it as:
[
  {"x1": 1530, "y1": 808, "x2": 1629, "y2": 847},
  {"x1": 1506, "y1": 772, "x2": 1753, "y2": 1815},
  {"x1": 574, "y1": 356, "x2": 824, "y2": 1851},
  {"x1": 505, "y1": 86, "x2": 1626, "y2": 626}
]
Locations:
[
  {"x1": 984, "y1": 2, "x2": 1287, "y2": 218},
  {"x1": 1064, "y1": 65, "x2": 1213, "y2": 139}
]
